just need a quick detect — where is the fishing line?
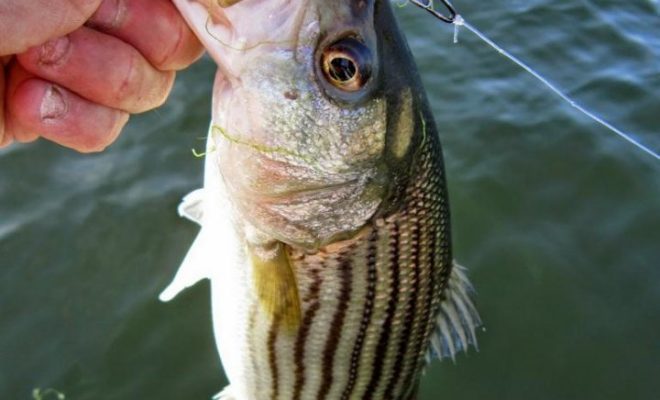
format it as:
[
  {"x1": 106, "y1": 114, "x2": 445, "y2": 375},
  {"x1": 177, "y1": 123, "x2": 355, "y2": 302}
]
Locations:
[{"x1": 402, "y1": 0, "x2": 660, "y2": 161}]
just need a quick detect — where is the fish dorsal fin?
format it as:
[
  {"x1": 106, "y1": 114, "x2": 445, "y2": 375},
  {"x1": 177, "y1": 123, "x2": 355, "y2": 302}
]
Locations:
[
  {"x1": 429, "y1": 261, "x2": 482, "y2": 362},
  {"x1": 248, "y1": 241, "x2": 301, "y2": 332},
  {"x1": 178, "y1": 188, "x2": 205, "y2": 225}
]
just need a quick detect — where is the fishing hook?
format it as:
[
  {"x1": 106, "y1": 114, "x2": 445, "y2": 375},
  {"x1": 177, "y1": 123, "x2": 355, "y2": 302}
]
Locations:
[{"x1": 408, "y1": 0, "x2": 458, "y2": 24}]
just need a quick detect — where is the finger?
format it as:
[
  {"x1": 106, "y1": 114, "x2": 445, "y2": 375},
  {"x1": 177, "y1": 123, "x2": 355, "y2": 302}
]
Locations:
[
  {"x1": 0, "y1": 66, "x2": 8, "y2": 147},
  {"x1": 3, "y1": 62, "x2": 40, "y2": 144},
  {"x1": 6, "y1": 64, "x2": 129, "y2": 153},
  {"x1": 87, "y1": 0, "x2": 204, "y2": 71},
  {"x1": 0, "y1": 0, "x2": 103, "y2": 55},
  {"x1": 17, "y1": 27, "x2": 175, "y2": 114}
]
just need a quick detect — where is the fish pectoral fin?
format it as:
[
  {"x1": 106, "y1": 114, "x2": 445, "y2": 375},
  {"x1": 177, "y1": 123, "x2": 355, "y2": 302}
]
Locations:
[
  {"x1": 178, "y1": 188, "x2": 205, "y2": 225},
  {"x1": 429, "y1": 261, "x2": 482, "y2": 362},
  {"x1": 159, "y1": 229, "x2": 213, "y2": 302},
  {"x1": 249, "y1": 241, "x2": 301, "y2": 332}
]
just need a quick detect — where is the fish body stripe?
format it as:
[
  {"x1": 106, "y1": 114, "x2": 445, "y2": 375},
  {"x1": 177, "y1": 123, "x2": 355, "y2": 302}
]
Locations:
[
  {"x1": 363, "y1": 221, "x2": 400, "y2": 399},
  {"x1": 293, "y1": 269, "x2": 322, "y2": 400},
  {"x1": 383, "y1": 213, "x2": 421, "y2": 398},
  {"x1": 317, "y1": 254, "x2": 353, "y2": 399},
  {"x1": 267, "y1": 314, "x2": 281, "y2": 400},
  {"x1": 246, "y1": 303, "x2": 262, "y2": 397},
  {"x1": 340, "y1": 229, "x2": 379, "y2": 400}
]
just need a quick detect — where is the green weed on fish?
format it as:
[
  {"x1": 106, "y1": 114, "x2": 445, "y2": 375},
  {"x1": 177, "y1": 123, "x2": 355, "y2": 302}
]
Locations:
[
  {"x1": 192, "y1": 145, "x2": 216, "y2": 158},
  {"x1": 204, "y1": 15, "x2": 293, "y2": 52},
  {"x1": 211, "y1": 125, "x2": 320, "y2": 168}
]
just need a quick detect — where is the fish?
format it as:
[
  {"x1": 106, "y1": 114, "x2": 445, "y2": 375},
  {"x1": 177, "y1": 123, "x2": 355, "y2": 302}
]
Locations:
[{"x1": 160, "y1": 0, "x2": 481, "y2": 399}]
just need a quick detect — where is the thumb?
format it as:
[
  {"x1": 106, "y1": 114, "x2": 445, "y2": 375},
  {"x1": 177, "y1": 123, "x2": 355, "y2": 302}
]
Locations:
[
  {"x1": 0, "y1": 65, "x2": 5, "y2": 146},
  {"x1": 0, "y1": 0, "x2": 103, "y2": 55}
]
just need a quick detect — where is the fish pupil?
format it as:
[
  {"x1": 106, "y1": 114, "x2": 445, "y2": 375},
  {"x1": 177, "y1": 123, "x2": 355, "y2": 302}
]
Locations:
[{"x1": 329, "y1": 57, "x2": 357, "y2": 82}]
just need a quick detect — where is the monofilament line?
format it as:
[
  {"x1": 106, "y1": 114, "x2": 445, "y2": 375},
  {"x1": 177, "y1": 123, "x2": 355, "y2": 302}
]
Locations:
[{"x1": 451, "y1": 15, "x2": 660, "y2": 161}]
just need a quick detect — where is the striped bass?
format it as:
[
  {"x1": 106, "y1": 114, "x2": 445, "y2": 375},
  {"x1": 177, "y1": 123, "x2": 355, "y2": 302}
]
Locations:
[{"x1": 160, "y1": 1, "x2": 481, "y2": 399}]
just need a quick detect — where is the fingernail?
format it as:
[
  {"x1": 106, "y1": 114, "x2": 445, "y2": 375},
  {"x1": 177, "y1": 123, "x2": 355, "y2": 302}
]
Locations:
[
  {"x1": 39, "y1": 36, "x2": 70, "y2": 66},
  {"x1": 40, "y1": 86, "x2": 67, "y2": 121}
]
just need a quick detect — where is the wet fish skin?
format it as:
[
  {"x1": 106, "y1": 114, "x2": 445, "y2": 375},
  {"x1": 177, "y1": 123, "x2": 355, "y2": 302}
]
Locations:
[{"x1": 162, "y1": 1, "x2": 480, "y2": 399}]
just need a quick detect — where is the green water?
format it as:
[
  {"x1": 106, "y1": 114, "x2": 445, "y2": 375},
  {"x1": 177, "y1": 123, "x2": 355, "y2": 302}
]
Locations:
[{"x1": 1, "y1": 1, "x2": 658, "y2": 399}]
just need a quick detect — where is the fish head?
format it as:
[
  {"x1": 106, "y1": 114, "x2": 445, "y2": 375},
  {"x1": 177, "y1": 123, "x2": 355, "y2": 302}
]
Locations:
[{"x1": 187, "y1": 0, "x2": 428, "y2": 249}]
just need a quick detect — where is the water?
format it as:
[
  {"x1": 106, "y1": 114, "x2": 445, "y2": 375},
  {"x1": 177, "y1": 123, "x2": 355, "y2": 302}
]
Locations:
[{"x1": 1, "y1": 1, "x2": 658, "y2": 399}]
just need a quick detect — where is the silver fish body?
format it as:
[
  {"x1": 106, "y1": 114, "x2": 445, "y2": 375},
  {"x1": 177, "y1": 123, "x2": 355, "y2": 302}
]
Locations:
[{"x1": 162, "y1": 1, "x2": 481, "y2": 399}]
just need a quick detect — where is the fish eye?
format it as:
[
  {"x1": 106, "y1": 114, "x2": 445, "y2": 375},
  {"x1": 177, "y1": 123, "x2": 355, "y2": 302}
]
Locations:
[{"x1": 321, "y1": 37, "x2": 373, "y2": 92}]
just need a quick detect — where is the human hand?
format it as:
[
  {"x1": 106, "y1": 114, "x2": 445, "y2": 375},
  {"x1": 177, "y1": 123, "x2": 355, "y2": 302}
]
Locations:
[{"x1": 0, "y1": 0, "x2": 204, "y2": 152}]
